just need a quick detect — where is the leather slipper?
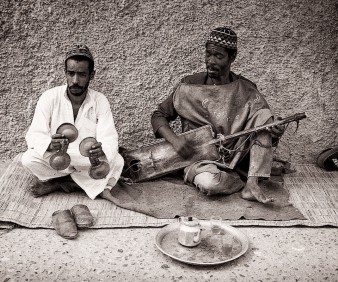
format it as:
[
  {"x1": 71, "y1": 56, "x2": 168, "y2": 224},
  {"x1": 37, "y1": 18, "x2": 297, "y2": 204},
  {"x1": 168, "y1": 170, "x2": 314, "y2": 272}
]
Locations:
[
  {"x1": 316, "y1": 147, "x2": 338, "y2": 171},
  {"x1": 71, "y1": 204, "x2": 94, "y2": 228},
  {"x1": 52, "y1": 210, "x2": 78, "y2": 239}
]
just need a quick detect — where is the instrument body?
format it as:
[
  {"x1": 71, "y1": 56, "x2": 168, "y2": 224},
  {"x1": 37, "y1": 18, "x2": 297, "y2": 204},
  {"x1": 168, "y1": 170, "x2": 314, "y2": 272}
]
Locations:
[{"x1": 122, "y1": 125, "x2": 220, "y2": 182}]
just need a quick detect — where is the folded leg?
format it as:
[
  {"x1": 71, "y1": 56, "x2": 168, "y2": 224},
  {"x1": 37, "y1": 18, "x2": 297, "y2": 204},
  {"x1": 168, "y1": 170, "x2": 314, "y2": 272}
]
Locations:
[
  {"x1": 21, "y1": 149, "x2": 75, "y2": 197},
  {"x1": 184, "y1": 162, "x2": 244, "y2": 196}
]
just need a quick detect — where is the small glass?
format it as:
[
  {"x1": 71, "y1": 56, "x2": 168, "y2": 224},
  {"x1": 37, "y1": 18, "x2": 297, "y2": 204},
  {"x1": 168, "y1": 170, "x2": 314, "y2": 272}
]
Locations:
[
  {"x1": 221, "y1": 232, "x2": 234, "y2": 254},
  {"x1": 186, "y1": 194, "x2": 196, "y2": 208},
  {"x1": 210, "y1": 216, "x2": 222, "y2": 235}
]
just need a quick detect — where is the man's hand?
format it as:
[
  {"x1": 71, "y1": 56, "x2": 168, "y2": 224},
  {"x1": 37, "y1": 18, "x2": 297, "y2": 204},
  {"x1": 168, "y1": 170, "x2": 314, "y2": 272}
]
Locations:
[
  {"x1": 89, "y1": 142, "x2": 104, "y2": 157},
  {"x1": 156, "y1": 125, "x2": 195, "y2": 159},
  {"x1": 47, "y1": 134, "x2": 68, "y2": 151},
  {"x1": 172, "y1": 135, "x2": 195, "y2": 159},
  {"x1": 270, "y1": 124, "x2": 285, "y2": 139},
  {"x1": 267, "y1": 117, "x2": 285, "y2": 139}
]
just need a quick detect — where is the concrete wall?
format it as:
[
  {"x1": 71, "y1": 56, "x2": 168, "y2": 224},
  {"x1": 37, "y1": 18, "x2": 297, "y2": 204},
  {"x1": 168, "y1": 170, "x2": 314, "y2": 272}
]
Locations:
[{"x1": 1, "y1": 0, "x2": 337, "y2": 163}]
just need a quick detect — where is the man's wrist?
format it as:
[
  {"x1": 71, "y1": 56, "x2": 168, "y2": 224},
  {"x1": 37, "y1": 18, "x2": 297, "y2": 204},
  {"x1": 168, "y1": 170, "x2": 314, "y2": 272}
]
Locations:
[{"x1": 46, "y1": 143, "x2": 53, "y2": 152}]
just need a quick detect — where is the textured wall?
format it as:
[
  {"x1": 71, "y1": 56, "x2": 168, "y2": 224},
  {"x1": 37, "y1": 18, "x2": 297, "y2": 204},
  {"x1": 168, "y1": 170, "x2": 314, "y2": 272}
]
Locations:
[{"x1": 1, "y1": 0, "x2": 337, "y2": 163}]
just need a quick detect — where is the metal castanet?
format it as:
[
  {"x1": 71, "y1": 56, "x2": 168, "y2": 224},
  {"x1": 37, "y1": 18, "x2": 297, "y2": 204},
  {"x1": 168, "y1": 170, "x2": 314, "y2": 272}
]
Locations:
[
  {"x1": 79, "y1": 137, "x2": 110, "y2": 179},
  {"x1": 56, "y1": 123, "x2": 78, "y2": 142},
  {"x1": 49, "y1": 139, "x2": 71, "y2": 170},
  {"x1": 49, "y1": 123, "x2": 78, "y2": 170},
  {"x1": 79, "y1": 137, "x2": 97, "y2": 157}
]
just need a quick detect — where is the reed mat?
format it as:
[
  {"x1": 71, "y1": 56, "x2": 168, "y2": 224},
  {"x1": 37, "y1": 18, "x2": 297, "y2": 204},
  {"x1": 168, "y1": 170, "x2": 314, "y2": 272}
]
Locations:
[
  {"x1": 282, "y1": 164, "x2": 338, "y2": 227},
  {"x1": 0, "y1": 155, "x2": 174, "y2": 229},
  {"x1": 0, "y1": 155, "x2": 336, "y2": 228}
]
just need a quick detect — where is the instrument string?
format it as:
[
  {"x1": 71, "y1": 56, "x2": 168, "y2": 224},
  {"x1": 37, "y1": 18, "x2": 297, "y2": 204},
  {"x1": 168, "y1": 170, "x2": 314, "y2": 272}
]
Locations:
[
  {"x1": 123, "y1": 161, "x2": 142, "y2": 173},
  {"x1": 216, "y1": 130, "x2": 278, "y2": 164}
]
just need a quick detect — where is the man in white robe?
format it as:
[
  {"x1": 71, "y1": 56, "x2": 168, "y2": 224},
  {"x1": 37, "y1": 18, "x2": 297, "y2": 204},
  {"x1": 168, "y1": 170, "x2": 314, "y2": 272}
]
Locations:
[{"x1": 21, "y1": 44, "x2": 124, "y2": 200}]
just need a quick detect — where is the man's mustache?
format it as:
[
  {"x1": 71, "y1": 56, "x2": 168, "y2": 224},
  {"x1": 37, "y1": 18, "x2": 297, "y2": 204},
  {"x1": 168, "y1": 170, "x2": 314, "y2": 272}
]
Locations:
[
  {"x1": 69, "y1": 85, "x2": 83, "y2": 90},
  {"x1": 206, "y1": 64, "x2": 218, "y2": 69}
]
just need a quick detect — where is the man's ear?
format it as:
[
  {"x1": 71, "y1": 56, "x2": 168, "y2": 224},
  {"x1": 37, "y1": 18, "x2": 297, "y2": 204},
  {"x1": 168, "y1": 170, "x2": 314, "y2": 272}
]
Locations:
[
  {"x1": 90, "y1": 70, "x2": 96, "y2": 80},
  {"x1": 230, "y1": 55, "x2": 236, "y2": 63}
]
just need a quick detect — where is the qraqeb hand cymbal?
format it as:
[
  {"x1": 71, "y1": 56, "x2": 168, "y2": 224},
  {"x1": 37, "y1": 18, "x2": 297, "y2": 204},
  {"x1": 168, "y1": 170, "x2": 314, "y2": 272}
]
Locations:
[
  {"x1": 79, "y1": 137, "x2": 97, "y2": 157},
  {"x1": 79, "y1": 137, "x2": 110, "y2": 179},
  {"x1": 49, "y1": 139, "x2": 71, "y2": 170},
  {"x1": 56, "y1": 123, "x2": 78, "y2": 143},
  {"x1": 49, "y1": 123, "x2": 78, "y2": 171}
]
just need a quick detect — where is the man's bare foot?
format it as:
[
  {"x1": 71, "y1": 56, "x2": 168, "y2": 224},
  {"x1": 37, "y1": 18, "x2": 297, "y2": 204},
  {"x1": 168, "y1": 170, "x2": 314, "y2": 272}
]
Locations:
[
  {"x1": 241, "y1": 177, "x2": 274, "y2": 204},
  {"x1": 29, "y1": 177, "x2": 61, "y2": 198}
]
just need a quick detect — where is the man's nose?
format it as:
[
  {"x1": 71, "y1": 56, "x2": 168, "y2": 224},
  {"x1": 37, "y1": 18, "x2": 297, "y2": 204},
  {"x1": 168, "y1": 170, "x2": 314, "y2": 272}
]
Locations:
[
  {"x1": 206, "y1": 55, "x2": 216, "y2": 64},
  {"x1": 208, "y1": 56, "x2": 215, "y2": 64},
  {"x1": 71, "y1": 74, "x2": 80, "y2": 84}
]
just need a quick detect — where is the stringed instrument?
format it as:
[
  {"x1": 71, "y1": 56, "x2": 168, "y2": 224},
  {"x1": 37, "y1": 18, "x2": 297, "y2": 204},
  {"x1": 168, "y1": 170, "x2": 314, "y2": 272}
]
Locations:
[{"x1": 122, "y1": 113, "x2": 306, "y2": 182}]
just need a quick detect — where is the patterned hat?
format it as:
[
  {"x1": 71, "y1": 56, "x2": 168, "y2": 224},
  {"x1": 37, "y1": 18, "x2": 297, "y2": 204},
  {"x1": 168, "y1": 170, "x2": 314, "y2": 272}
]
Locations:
[
  {"x1": 65, "y1": 44, "x2": 94, "y2": 62},
  {"x1": 206, "y1": 27, "x2": 237, "y2": 50}
]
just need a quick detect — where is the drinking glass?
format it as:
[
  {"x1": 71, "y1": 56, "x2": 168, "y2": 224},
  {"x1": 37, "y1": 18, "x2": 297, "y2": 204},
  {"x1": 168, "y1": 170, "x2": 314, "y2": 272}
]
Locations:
[
  {"x1": 210, "y1": 216, "x2": 222, "y2": 235},
  {"x1": 222, "y1": 232, "x2": 234, "y2": 253}
]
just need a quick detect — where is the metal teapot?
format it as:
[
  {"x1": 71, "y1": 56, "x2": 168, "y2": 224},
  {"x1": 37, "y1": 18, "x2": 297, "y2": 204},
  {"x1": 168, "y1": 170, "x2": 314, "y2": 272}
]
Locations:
[{"x1": 178, "y1": 216, "x2": 202, "y2": 247}]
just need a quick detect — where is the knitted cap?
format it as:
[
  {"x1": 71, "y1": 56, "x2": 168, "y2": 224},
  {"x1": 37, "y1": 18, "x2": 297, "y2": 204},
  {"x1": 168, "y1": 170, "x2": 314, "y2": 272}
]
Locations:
[
  {"x1": 206, "y1": 27, "x2": 237, "y2": 50},
  {"x1": 65, "y1": 44, "x2": 94, "y2": 62}
]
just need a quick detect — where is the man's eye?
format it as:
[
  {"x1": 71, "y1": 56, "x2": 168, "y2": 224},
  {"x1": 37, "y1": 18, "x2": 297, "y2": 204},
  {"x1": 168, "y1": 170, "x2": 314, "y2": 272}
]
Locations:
[
  {"x1": 67, "y1": 72, "x2": 75, "y2": 76},
  {"x1": 216, "y1": 55, "x2": 223, "y2": 59}
]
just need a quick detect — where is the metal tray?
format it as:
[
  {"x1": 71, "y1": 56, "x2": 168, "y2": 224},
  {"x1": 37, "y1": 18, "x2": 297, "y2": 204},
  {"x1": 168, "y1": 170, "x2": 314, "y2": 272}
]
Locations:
[{"x1": 155, "y1": 220, "x2": 249, "y2": 266}]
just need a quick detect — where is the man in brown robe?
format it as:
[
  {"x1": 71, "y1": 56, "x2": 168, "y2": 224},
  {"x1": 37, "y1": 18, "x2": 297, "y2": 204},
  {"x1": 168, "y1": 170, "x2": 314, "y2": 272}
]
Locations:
[{"x1": 151, "y1": 27, "x2": 284, "y2": 203}]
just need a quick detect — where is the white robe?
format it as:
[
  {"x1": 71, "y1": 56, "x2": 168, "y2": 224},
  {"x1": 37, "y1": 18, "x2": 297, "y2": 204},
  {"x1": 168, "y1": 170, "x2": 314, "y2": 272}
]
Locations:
[{"x1": 21, "y1": 85, "x2": 124, "y2": 199}]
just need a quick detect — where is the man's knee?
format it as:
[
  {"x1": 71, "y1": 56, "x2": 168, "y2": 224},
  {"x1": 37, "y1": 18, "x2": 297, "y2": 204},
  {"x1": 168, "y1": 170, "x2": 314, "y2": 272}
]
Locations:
[
  {"x1": 21, "y1": 151, "x2": 34, "y2": 169},
  {"x1": 193, "y1": 171, "x2": 222, "y2": 195},
  {"x1": 193, "y1": 170, "x2": 244, "y2": 196},
  {"x1": 21, "y1": 150, "x2": 50, "y2": 175}
]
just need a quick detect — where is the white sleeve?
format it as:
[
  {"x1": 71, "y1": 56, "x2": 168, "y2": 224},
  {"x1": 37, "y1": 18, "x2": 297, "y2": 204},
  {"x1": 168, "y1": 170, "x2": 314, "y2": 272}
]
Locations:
[
  {"x1": 25, "y1": 93, "x2": 53, "y2": 158},
  {"x1": 95, "y1": 95, "x2": 119, "y2": 163}
]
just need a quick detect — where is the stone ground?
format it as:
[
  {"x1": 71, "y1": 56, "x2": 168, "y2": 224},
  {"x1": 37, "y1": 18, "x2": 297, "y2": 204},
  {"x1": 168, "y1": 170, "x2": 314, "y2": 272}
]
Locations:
[{"x1": 0, "y1": 161, "x2": 337, "y2": 282}]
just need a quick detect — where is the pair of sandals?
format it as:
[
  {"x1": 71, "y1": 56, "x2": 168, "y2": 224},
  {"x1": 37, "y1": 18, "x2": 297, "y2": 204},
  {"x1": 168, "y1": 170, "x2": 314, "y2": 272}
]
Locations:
[
  {"x1": 316, "y1": 147, "x2": 338, "y2": 171},
  {"x1": 52, "y1": 204, "x2": 94, "y2": 239}
]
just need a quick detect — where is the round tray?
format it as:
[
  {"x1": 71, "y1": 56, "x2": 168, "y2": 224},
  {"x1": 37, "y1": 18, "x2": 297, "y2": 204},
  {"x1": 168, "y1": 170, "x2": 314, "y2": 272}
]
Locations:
[{"x1": 155, "y1": 220, "x2": 249, "y2": 266}]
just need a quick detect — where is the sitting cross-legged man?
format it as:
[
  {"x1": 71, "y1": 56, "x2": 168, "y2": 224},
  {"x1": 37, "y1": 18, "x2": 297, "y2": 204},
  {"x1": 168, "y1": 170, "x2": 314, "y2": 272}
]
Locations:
[
  {"x1": 21, "y1": 44, "x2": 124, "y2": 201},
  {"x1": 151, "y1": 27, "x2": 284, "y2": 203}
]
